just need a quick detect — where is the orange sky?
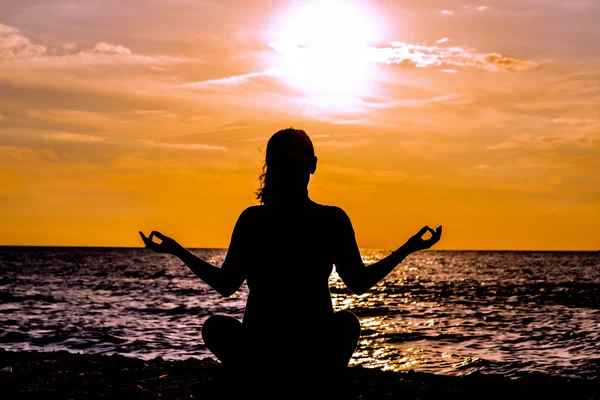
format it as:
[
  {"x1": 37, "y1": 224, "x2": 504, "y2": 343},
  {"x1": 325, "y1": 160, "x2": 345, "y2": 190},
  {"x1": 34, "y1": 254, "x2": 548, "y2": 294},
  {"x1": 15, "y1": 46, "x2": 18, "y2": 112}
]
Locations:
[{"x1": 1, "y1": 0, "x2": 599, "y2": 250}]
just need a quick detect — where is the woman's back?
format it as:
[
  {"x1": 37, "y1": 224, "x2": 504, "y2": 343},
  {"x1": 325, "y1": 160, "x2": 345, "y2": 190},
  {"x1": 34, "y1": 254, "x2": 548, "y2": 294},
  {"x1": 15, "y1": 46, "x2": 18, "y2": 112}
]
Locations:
[{"x1": 227, "y1": 200, "x2": 356, "y2": 332}]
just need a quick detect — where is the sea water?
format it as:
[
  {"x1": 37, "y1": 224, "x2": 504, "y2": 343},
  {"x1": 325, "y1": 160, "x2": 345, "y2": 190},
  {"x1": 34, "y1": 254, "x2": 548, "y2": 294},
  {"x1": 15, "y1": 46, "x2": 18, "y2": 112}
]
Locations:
[{"x1": 0, "y1": 247, "x2": 598, "y2": 379}]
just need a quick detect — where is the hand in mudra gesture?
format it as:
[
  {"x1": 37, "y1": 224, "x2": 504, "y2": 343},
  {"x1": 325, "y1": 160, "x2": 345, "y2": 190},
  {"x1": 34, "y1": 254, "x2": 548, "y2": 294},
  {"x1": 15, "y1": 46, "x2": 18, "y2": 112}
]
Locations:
[
  {"x1": 139, "y1": 230, "x2": 182, "y2": 255},
  {"x1": 404, "y1": 225, "x2": 442, "y2": 253}
]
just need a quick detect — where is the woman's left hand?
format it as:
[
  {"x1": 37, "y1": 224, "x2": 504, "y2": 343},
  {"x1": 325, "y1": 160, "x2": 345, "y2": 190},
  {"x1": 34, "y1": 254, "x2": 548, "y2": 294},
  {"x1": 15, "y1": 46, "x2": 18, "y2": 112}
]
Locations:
[
  {"x1": 403, "y1": 225, "x2": 442, "y2": 253},
  {"x1": 139, "y1": 231, "x2": 182, "y2": 255}
]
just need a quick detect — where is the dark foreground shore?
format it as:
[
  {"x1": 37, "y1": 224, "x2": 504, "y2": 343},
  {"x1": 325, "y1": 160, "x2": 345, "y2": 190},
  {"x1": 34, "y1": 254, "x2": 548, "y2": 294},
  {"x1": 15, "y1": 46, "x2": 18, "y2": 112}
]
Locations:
[{"x1": 1, "y1": 348, "x2": 598, "y2": 400}]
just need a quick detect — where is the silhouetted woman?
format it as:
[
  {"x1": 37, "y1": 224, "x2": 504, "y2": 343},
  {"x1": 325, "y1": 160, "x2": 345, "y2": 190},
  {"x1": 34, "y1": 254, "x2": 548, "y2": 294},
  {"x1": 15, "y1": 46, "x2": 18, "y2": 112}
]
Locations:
[{"x1": 139, "y1": 128, "x2": 442, "y2": 396}]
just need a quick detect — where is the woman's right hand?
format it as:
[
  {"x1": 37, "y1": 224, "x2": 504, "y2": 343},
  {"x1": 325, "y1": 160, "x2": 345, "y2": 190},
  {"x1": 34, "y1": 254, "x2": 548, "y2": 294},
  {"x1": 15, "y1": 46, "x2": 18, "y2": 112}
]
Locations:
[
  {"x1": 403, "y1": 225, "x2": 442, "y2": 253},
  {"x1": 139, "y1": 230, "x2": 183, "y2": 255}
]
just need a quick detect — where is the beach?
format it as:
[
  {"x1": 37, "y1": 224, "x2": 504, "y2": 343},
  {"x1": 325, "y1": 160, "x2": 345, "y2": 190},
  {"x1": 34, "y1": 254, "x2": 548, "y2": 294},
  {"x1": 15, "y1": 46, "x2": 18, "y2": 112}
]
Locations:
[
  {"x1": 1, "y1": 348, "x2": 598, "y2": 400},
  {"x1": 2, "y1": 248, "x2": 599, "y2": 398}
]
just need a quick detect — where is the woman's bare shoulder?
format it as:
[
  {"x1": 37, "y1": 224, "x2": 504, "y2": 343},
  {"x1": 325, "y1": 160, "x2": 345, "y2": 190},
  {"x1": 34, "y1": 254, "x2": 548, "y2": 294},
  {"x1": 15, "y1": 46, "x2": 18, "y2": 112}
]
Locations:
[
  {"x1": 315, "y1": 204, "x2": 352, "y2": 225},
  {"x1": 238, "y1": 205, "x2": 264, "y2": 219},
  {"x1": 321, "y1": 205, "x2": 356, "y2": 238},
  {"x1": 230, "y1": 206, "x2": 264, "y2": 233}
]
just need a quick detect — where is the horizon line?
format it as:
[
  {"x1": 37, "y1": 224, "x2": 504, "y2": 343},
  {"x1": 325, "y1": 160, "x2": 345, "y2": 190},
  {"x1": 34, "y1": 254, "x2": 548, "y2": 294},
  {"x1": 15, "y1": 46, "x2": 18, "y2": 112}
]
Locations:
[{"x1": 0, "y1": 245, "x2": 598, "y2": 252}]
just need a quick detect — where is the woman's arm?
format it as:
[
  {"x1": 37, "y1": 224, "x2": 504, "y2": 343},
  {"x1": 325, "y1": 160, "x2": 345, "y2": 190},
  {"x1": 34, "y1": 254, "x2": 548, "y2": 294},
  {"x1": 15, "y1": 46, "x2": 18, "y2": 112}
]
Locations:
[
  {"x1": 139, "y1": 211, "x2": 250, "y2": 297},
  {"x1": 176, "y1": 244, "x2": 245, "y2": 297},
  {"x1": 333, "y1": 209, "x2": 442, "y2": 295}
]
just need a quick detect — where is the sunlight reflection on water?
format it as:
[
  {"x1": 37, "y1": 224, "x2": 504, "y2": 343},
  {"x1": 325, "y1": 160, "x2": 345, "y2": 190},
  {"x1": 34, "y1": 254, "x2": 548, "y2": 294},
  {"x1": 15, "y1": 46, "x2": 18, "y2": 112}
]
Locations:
[{"x1": 0, "y1": 248, "x2": 599, "y2": 378}]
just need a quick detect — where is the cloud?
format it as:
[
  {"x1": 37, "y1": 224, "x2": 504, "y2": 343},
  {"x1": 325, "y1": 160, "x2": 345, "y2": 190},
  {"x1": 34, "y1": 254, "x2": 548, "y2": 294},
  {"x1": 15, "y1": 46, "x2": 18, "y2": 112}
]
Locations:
[
  {"x1": 441, "y1": 10, "x2": 454, "y2": 15},
  {"x1": 486, "y1": 141, "x2": 520, "y2": 150},
  {"x1": 551, "y1": 117, "x2": 599, "y2": 126},
  {"x1": 464, "y1": 5, "x2": 489, "y2": 11},
  {"x1": 27, "y1": 109, "x2": 125, "y2": 128},
  {"x1": 73, "y1": 43, "x2": 188, "y2": 66},
  {"x1": 302, "y1": 113, "x2": 362, "y2": 124},
  {"x1": 322, "y1": 164, "x2": 432, "y2": 183},
  {"x1": 316, "y1": 139, "x2": 373, "y2": 148},
  {"x1": 362, "y1": 94, "x2": 462, "y2": 108},
  {"x1": 485, "y1": 133, "x2": 600, "y2": 155},
  {"x1": 0, "y1": 145, "x2": 58, "y2": 161},
  {"x1": 141, "y1": 140, "x2": 227, "y2": 151},
  {"x1": 378, "y1": 42, "x2": 537, "y2": 71},
  {"x1": 0, "y1": 24, "x2": 47, "y2": 59},
  {"x1": 43, "y1": 132, "x2": 106, "y2": 143},
  {"x1": 61, "y1": 42, "x2": 77, "y2": 51},
  {"x1": 125, "y1": 110, "x2": 180, "y2": 118},
  {"x1": 321, "y1": 164, "x2": 370, "y2": 177},
  {"x1": 92, "y1": 42, "x2": 132, "y2": 55},
  {"x1": 0, "y1": 24, "x2": 190, "y2": 69},
  {"x1": 178, "y1": 69, "x2": 278, "y2": 89},
  {"x1": 298, "y1": 93, "x2": 461, "y2": 113},
  {"x1": 269, "y1": 36, "x2": 537, "y2": 74},
  {"x1": 483, "y1": 53, "x2": 536, "y2": 70}
]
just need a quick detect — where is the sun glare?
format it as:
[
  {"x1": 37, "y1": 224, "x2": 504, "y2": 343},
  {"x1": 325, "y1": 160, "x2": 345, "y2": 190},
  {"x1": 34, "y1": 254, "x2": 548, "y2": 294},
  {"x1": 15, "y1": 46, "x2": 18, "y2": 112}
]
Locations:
[{"x1": 270, "y1": 1, "x2": 381, "y2": 98}]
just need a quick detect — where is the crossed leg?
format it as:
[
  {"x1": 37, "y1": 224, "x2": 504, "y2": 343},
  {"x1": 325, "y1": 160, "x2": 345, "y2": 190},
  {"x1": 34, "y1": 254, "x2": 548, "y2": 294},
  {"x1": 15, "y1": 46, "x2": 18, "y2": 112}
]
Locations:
[
  {"x1": 202, "y1": 311, "x2": 361, "y2": 398},
  {"x1": 202, "y1": 310, "x2": 360, "y2": 368}
]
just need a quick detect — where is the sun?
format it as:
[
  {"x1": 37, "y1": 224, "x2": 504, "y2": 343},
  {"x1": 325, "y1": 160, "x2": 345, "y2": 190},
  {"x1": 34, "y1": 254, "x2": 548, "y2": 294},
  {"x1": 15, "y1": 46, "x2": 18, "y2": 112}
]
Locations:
[{"x1": 269, "y1": 1, "x2": 381, "y2": 98}]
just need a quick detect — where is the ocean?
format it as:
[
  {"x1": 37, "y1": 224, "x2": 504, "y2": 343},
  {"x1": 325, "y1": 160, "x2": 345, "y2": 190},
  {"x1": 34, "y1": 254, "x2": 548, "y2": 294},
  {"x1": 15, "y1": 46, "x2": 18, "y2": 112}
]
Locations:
[{"x1": 0, "y1": 247, "x2": 598, "y2": 379}]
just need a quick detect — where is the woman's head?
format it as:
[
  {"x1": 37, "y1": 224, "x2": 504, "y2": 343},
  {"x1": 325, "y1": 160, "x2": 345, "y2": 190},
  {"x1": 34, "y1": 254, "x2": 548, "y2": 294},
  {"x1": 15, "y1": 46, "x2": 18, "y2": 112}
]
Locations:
[{"x1": 256, "y1": 128, "x2": 317, "y2": 205}]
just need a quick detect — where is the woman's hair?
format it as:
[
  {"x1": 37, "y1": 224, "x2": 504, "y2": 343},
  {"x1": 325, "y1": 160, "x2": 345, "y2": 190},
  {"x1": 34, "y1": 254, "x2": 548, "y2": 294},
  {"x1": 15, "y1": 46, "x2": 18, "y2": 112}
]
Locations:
[{"x1": 256, "y1": 128, "x2": 315, "y2": 205}]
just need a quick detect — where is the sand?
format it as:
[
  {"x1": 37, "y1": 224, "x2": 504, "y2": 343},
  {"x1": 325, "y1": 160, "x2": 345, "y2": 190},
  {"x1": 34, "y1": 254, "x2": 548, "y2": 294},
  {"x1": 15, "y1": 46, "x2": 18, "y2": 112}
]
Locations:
[{"x1": 0, "y1": 348, "x2": 598, "y2": 399}]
